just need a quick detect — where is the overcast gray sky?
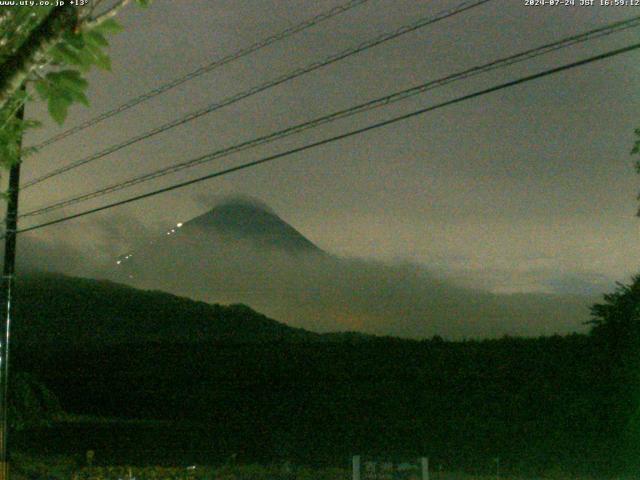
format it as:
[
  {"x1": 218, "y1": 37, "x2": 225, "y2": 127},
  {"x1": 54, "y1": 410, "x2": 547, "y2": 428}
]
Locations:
[{"x1": 15, "y1": 0, "x2": 640, "y2": 297}]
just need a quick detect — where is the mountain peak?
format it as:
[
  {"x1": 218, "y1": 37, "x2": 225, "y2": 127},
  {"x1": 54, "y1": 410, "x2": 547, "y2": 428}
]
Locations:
[
  {"x1": 184, "y1": 197, "x2": 320, "y2": 253},
  {"x1": 210, "y1": 195, "x2": 276, "y2": 214}
]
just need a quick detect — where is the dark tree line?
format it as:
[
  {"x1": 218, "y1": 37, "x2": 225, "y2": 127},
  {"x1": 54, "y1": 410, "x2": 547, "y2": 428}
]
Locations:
[{"x1": 5, "y1": 272, "x2": 640, "y2": 476}]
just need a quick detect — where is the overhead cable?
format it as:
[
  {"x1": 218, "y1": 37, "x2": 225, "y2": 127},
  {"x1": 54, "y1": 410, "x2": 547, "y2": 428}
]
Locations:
[
  {"x1": 15, "y1": 40, "x2": 640, "y2": 236},
  {"x1": 28, "y1": 0, "x2": 372, "y2": 150},
  {"x1": 21, "y1": 0, "x2": 493, "y2": 189},
  {"x1": 21, "y1": 14, "x2": 640, "y2": 219}
]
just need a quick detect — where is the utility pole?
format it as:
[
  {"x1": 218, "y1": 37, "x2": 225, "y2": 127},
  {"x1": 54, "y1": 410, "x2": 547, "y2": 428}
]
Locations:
[{"x1": 0, "y1": 99, "x2": 24, "y2": 480}]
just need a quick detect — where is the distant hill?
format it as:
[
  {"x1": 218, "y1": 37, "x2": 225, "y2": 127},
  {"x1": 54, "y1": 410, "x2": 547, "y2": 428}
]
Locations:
[{"x1": 12, "y1": 273, "x2": 318, "y2": 347}]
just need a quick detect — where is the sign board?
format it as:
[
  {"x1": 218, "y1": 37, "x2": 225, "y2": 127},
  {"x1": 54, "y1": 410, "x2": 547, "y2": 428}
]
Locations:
[{"x1": 353, "y1": 456, "x2": 428, "y2": 480}]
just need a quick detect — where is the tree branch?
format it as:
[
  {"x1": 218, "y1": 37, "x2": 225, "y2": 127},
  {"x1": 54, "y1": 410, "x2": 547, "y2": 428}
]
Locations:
[
  {"x1": 86, "y1": 0, "x2": 131, "y2": 28},
  {"x1": 0, "y1": 5, "x2": 77, "y2": 112}
]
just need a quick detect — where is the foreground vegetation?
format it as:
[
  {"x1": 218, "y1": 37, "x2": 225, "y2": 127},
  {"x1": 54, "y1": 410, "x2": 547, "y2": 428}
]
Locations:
[
  {"x1": 9, "y1": 456, "x2": 634, "y2": 480},
  {"x1": 6, "y1": 273, "x2": 640, "y2": 477}
]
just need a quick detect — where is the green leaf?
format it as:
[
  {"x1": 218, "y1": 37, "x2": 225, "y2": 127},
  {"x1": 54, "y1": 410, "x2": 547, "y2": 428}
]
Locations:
[
  {"x1": 62, "y1": 31, "x2": 85, "y2": 50},
  {"x1": 67, "y1": 89, "x2": 90, "y2": 107},
  {"x1": 51, "y1": 44, "x2": 84, "y2": 67},
  {"x1": 76, "y1": 91, "x2": 90, "y2": 107},
  {"x1": 45, "y1": 74, "x2": 69, "y2": 94},
  {"x1": 84, "y1": 43, "x2": 111, "y2": 71},
  {"x1": 84, "y1": 30, "x2": 109, "y2": 48},
  {"x1": 48, "y1": 95, "x2": 70, "y2": 125},
  {"x1": 33, "y1": 80, "x2": 50, "y2": 101},
  {"x1": 53, "y1": 86, "x2": 74, "y2": 103},
  {"x1": 52, "y1": 69, "x2": 89, "y2": 92},
  {"x1": 135, "y1": 0, "x2": 151, "y2": 7},
  {"x1": 43, "y1": 70, "x2": 90, "y2": 108},
  {"x1": 73, "y1": 47, "x2": 95, "y2": 72}
]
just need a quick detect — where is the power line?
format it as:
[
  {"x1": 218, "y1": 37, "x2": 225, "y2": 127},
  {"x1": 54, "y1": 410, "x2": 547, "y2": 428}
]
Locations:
[
  {"x1": 28, "y1": 0, "x2": 372, "y2": 151},
  {"x1": 21, "y1": 0, "x2": 493, "y2": 190},
  {"x1": 14, "y1": 40, "x2": 640, "y2": 236},
  {"x1": 20, "y1": 14, "x2": 640, "y2": 219}
]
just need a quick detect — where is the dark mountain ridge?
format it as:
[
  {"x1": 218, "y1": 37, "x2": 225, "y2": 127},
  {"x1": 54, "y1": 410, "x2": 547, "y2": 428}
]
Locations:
[{"x1": 12, "y1": 272, "x2": 320, "y2": 347}]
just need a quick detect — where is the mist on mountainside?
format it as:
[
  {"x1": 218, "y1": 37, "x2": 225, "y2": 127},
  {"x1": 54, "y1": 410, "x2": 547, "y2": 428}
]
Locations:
[{"x1": 76, "y1": 196, "x2": 592, "y2": 340}]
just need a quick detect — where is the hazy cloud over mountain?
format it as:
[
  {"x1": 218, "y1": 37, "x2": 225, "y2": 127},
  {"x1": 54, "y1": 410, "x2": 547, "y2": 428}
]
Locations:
[{"x1": 47, "y1": 197, "x2": 592, "y2": 340}]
